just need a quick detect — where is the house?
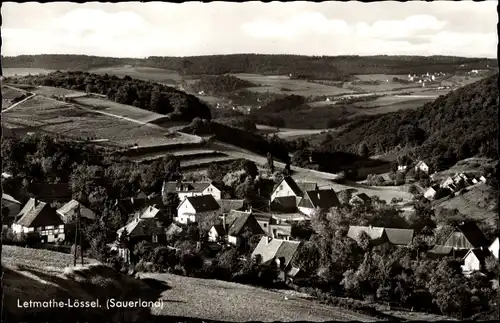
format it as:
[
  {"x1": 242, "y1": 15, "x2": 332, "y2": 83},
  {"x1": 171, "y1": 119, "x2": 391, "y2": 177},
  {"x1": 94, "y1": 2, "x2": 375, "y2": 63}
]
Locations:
[
  {"x1": 347, "y1": 226, "x2": 388, "y2": 246},
  {"x1": 297, "y1": 189, "x2": 340, "y2": 216},
  {"x1": 349, "y1": 193, "x2": 372, "y2": 206},
  {"x1": 488, "y1": 237, "x2": 499, "y2": 259},
  {"x1": 208, "y1": 225, "x2": 226, "y2": 243},
  {"x1": 472, "y1": 178, "x2": 479, "y2": 184},
  {"x1": 480, "y1": 176, "x2": 487, "y2": 183},
  {"x1": 251, "y1": 237, "x2": 302, "y2": 280},
  {"x1": 397, "y1": 165, "x2": 408, "y2": 172},
  {"x1": 270, "y1": 196, "x2": 298, "y2": 213},
  {"x1": 269, "y1": 223, "x2": 293, "y2": 240},
  {"x1": 12, "y1": 198, "x2": 65, "y2": 243},
  {"x1": 270, "y1": 177, "x2": 317, "y2": 205},
  {"x1": 441, "y1": 177, "x2": 455, "y2": 189},
  {"x1": 383, "y1": 228, "x2": 414, "y2": 246},
  {"x1": 117, "y1": 212, "x2": 166, "y2": 245},
  {"x1": 225, "y1": 212, "x2": 265, "y2": 246},
  {"x1": 56, "y1": 200, "x2": 96, "y2": 224},
  {"x1": 415, "y1": 161, "x2": 430, "y2": 174},
  {"x1": 165, "y1": 222, "x2": 184, "y2": 239},
  {"x1": 443, "y1": 222, "x2": 490, "y2": 250},
  {"x1": 107, "y1": 241, "x2": 131, "y2": 263},
  {"x1": 253, "y1": 212, "x2": 274, "y2": 233},
  {"x1": 163, "y1": 181, "x2": 222, "y2": 201},
  {"x1": 424, "y1": 185, "x2": 440, "y2": 200},
  {"x1": 2, "y1": 193, "x2": 22, "y2": 225},
  {"x1": 426, "y1": 245, "x2": 469, "y2": 259},
  {"x1": 175, "y1": 195, "x2": 220, "y2": 224},
  {"x1": 461, "y1": 248, "x2": 491, "y2": 273}
]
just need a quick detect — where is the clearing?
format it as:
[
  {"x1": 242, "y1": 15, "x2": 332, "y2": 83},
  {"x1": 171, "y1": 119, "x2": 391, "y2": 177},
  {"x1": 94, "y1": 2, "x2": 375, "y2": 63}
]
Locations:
[{"x1": 139, "y1": 272, "x2": 375, "y2": 322}]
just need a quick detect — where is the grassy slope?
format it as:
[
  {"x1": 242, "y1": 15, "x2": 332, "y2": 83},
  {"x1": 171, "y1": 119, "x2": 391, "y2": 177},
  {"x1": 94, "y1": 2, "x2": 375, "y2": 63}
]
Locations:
[{"x1": 2, "y1": 246, "x2": 161, "y2": 322}]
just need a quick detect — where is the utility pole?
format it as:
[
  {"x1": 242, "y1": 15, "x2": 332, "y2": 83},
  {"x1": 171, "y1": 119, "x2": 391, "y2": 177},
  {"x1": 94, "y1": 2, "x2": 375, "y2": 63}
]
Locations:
[
  {"x1": 73, "y1": 211, "x2": 78, "y2": 266},
  {"x1": 79, "y1": 203, "x2": 84, "y2": 266}
]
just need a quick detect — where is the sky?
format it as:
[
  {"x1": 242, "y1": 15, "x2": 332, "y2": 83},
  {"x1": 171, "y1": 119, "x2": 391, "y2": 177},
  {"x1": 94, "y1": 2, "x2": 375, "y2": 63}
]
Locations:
[{"x1": 1, "y1": 1, "x2": 497, "y2": 58}]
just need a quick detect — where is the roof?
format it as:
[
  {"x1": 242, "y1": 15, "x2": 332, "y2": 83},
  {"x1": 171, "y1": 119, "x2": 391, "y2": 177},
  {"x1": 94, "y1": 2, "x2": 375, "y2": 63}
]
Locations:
[
  {"x1": 115, "y1": 197, "x2": 148, "y2": 215},
  {"x1": 226, "y1": 210, "x2": 250, "y2": 226},
  {"x1": 165, "y1": 223, "x2": 183, "y2": 236},
  {"x1": 464, "y1": 248, "x2": 491, "y2": 263},
  {"x1": 15, "y1": 198, "x2": 63, "y2": 228},
  {"x1": 270, "y1": 224, "x2": 292, "y2": 237},
  {"x1": 416, "y1": 160, "x2": 428, "y2": 168},
  {"x1": 274, "y1": 177, "x2": 305, "y2": 197},
  {"x1": 218, "y1": 199, "x2": 245, "y2": 213},
  {"x1": 56, "y1": 200, "x2": 96, "y2": 222},
  {"x1": 117, "y1": 217, "x2": 164, "y2": 238},
  {"x1": 302, "y1": 189, "x2": 340, "y2": 209},
  {"x1": 182, "y1": 195, "x2": 220, "y2": 212},
  {"x1": 2, "y1": 193, "x2": 21, "y2": 205},
  {"x1": 351, "y1": 193, "x2": 371, "y2": 203},
  {"x1": 212, "y1": 224, "x2": 226, "y2": 236},
  {"x1": 455, "y1": 222, "x2": 489, "y2": 248},
  {"x1": 140, "y1": 205, "x2": 161, "y2": 219},
  {"x1": 227, "y1": 213, "x2": 264, "y2": 236},
  {"x1": 251, "y1": 237, "x2": 301, "y2": 268},
  {"x1": 384, "y1": 228, "x2": 414, "y2": 245},
  {"x1": 427, "y1": 245, "x2": 468, "y2": 259},
  {"x1": 297, "y1": 182, "x2": 318, "y2": 193},
  {"x1": 490, "y1": 237, "x2": 499, "y2": 249},
  {"x1": 163, "y1": 181, "x2": 213, "y2": 193},
  {"x1": 347, "y1": 226, "x2": 385, "y2": 242},
  {"x1": 271, "y1": 196, "x2": 298, "y2": 212}
]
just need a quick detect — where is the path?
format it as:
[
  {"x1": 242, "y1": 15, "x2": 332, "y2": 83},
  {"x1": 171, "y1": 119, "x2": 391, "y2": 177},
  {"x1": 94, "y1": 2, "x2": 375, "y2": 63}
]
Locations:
[{"x1": 1, "y1": 84, "x2": 37, "y2": 112}]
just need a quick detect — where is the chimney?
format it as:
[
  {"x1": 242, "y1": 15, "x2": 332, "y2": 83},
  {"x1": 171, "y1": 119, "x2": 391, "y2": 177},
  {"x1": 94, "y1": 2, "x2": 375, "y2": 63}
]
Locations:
[
  {"x1": 248, "y1": 205, "x2": 252, "y2": 213},
  {"x1": 131, "y1": 197, "x2": 134, "y2": 204}
]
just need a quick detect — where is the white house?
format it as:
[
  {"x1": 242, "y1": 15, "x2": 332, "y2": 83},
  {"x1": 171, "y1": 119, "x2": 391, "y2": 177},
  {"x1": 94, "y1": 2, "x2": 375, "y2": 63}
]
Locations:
[
  {"x1": 415, "y1": 161, "x2": 430, "y2": 174},
  {"x1": 489, "y1": 237, "x2": 499, "y2": 259},
  {"x1": 163, "y1": 181, "x2": 222, "y2": 201},
  {"x1": 270, "y1": 177, "x2": 317, "y2": 204},
  {"x1": 12, "y1": 198, "x2": 65, "y2": 243},
  {"x1": 480, "y1": 176, "x2": 487, "y2": 183},
  {"x1": 176, "y1": 195, "x2": 221, "y2": 224},
  {"x1": 297, "y1": 189, "x2": 340, "y2": 216},
  {"x1": 461, "y1": 248, "x2": 491, "y2": 274},
  {"x1": 397, "y1": 165, "x2": 408, "y2": 172},
  {"x1": 424, "y1": 185, "x2": 440, "y2": 200},
  {"x1": 56, "y1": 199, "x2": 96, "y2": 223}
]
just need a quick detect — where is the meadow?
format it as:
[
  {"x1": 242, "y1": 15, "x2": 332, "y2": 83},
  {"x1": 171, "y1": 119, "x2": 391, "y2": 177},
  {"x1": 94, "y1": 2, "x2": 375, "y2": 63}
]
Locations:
[
  {"x1": 232, "y1": 73, "x2": 354, "y2": 96},
  {"x1": 2, "y1": 67, "x2": 54, "y2": 77},
  {"x1": 1, "y1": 95, "x2": 188, "y2": 148},
  {"x1": 88, "y1": 65, "x2": 189, "y2": 85},
  {"x1": 31, "y1": 85, "x2": 88, "y2": 98}
]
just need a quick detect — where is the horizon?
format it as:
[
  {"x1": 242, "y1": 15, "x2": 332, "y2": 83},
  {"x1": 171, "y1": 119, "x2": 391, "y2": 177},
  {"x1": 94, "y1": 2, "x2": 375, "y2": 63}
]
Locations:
[{"x1": 1, "y1": 1, "x2": 497, "y2": 59}]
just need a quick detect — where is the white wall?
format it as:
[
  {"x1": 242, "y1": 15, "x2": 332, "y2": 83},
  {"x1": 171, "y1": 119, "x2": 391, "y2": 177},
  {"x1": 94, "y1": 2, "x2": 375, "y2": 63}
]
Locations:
[
  {"x1": 463, "y1": 254, "x2": 480, "y2": 272},
  {"x1": 298, "y1": 206, "x2": 315, "y2": 217},
  {"x1": 202, "y1": 185, "x2": 221, "y2": 200},
  {"x1": 11, "y1": 224, "x2": 65, "y2": 242},
  {"x1": 424, "y1": 189, "x2": 436, "y2": 200},
  {"x1": 208, "y1": 227, "x2": 219, "y2": 242},
  {"x1": 489, "y1": 239, "x2": 499, "y2": 259},
  {"x1": 228, "y1": 235, "x2": 238, "y2": 246},
  {"x1": 271, "y1": 182, "x2": 296, "y2": 201}
]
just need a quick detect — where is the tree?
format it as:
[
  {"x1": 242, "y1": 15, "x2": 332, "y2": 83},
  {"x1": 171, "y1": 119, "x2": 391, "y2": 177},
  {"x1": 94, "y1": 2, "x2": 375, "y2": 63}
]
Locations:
[
  {"x1": 266, "y1": 152, "x2": 274, "y2": 173},
  {"x1": 358, "y1": 142, "x2": 369, "y2": 158},
  {"x1": 337, "y1": 190, "x2": 353, "y2": 205},
  {"x1": 242, "y1": 160, "x2": 258, "y2": 179}
]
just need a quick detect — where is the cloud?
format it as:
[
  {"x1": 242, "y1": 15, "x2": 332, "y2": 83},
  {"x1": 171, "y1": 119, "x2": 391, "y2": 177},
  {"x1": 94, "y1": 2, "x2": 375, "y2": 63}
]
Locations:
[{"x1": 355, "y1": 15, "x2": 447, "y2": 40}]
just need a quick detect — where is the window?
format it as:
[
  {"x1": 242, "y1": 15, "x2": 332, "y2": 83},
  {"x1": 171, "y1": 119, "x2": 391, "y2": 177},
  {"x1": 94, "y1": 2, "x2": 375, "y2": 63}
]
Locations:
[
  {"x1": 46, "y1": 225, "x2": 54, "y2": 230},
  {"x1": 54, "y1": 234, "x2": 58, "y2": 239},
  {"x1": 263, "y1": 223, "x2": 267, "y2": 228},
  {"x1": 152, "y1": 234, "x2": 158, "y2": 243},
  {"x1": 59, "y1": 225, "x2": 64, "y2": 229}
]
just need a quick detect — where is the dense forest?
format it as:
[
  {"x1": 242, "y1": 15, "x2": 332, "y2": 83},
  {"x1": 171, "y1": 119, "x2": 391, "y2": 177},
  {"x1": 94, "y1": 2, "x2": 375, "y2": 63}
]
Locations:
[
  {"x1": 318, "y1": 74, "x2": 499, "y2": 171},
  {"x1": 3, "y1": 54, "x2": 497, "y2": 80},
  {"x1": 4, "y1": 71, "x2": 211, "y2": 121},
  {"x1": 191, "y1": 74, "x2": 257, "y2": 94}
]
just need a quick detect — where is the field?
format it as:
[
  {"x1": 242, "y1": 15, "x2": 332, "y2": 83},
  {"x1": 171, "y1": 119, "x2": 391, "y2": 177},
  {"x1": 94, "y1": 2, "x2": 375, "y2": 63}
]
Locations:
[
  {"x1": 72, "y1": 96, "x2": 169, "y2": 124},
  {"x1": 88, "y1": 65, "x2": 189, "y2": 85},
  {"x1": 140, "y1": 272, "x2": 375, "y2": 322},
  {"x1": 2, "y1": 86, "x2": 26, "y2": 110},
  {"x1": 31, "y1": 85, "x2": 88, "y2": 98},
  {"x1": 232, "y1": 73, "x2": 354, "y2": 96},
  {"x1": 256, "y1": 124, "x2": 329, "y2": 138},
  {"x1": 1, "y1": 95, "x2": 193, "y2": 148},
  {"x1": 2, "y1": 67, "x2": 54, "y2": 77}
]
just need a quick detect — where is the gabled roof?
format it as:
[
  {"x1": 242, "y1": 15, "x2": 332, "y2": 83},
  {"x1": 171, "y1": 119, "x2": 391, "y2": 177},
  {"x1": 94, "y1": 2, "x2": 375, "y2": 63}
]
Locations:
[
  {"x1": 227, "y1": 213, "x2": 264, "y2": 236},
  {"x1": 297, "y1": 182, "x2": 318, "y2": 194},
  {"x1": 182, "y1": 195, "x2": 220, "y2": 212},
  {"x1": 347, "y1": 226, "x2": 385, "y2": 242},
  {"x1": 117, "y1": 217, "x2": 164, "y2": 238},
  {"x1": 56, "y1": 200, "x2": 96, "y2": 222},
  {"x1": 115, "y1": 197, "x2": 147, "y2": 215},
  {"x1": 271, "y1": 196, "x2": 298, "y2": 212},
  {"x1": 165, "y1": 223, "x2": 183, "y2": 236},
  {"x1": 384, "y1": 228, "x2": 414, "y2": 246},
  {"x1": 301, "y1": 189, "x2": 340, "y2": 209},
  {"x1": 2, "y1": 193, "x2": 21, "y2": 205},
  {"x1": 427, "y1": 245, "x2": 468, "y2": 259},
  {"x1": 451, "y1": 222, "x2": 490, "y2": 248},
  {"x1": 251, "y1": 237, "x2": 301, "y2": 268},
  {"x1": 415, "y1": 160, "x2": 428, "y2": 168},
  {"x1": 15, "y1": 198, "x2": 63, "y2": 228},
  {"x1": 351, "y1": 193, "x2": 371, "y2": 203},
  {"x1": 273, "y1": 177, "x2": 304, "y2": 197},
  {"x1": 212, "y1": 224, "x2": 226, "y2": 236},
  {"x1": 270, "y1": 224, "x2": 292, "y2": 237},
  {"x1": 140, "y1": 205, "x2": 161, "y2": 219},
  {"x1": 464, "y1": 248, "x2": 491, "y2": 264}
]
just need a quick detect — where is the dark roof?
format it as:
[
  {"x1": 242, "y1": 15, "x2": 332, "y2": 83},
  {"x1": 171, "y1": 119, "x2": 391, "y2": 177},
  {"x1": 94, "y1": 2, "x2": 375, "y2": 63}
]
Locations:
[
  {"x1": 227, "y1": 213, "x2": 264, "y2": 236},
  {"x1": 465, "y1": 248, "x2": 491, "y2": 264},
  {"x1": 15, "y1": 198, "x2": 63, "y2": 228},
  {"x1": 427, "y1": 245, "x2": 469, "y2": 259},
  {"x1": 271, "y1": 196, "x2": 298, "y2": 212},
  {"x1": 456, "y1": 222, "x2": 489, "y2": 248},
  {"x1": 384, "y1": 228, "x2": 414, "y2": 245},
  {"x1": 115, "y1": 197, "x2": 148, "y2": 215},
  {"x1": 302, "y1": 189, "x2": 340, "y2": 209},
  {"x1": 347, "y1": 226, "x2": 386, "y2": 242},
  {"x1": 212, "y1": 224, "x2": 226, "y2": 235},
  {"x1": 2, "y1": 193, "x2": 21, "y2": 205},
  {"x1": 352, "y1": 193, "x2": 371, "y2": 203},
  {"x1": 117, "y1": 217, "x2": 164, "y2": 238},
  {"x1": 185, "y1": 195, "x2": 220, "y2": 212}
]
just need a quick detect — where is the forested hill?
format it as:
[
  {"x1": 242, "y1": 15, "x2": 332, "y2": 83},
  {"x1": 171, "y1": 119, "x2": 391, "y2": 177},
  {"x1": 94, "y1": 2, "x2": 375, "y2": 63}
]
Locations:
[
  {"x1": 5, "y1": 71, "x2": 211, "y2": 121},
  {"x1": 2, "y1": 54, "x2": 497, "y2": 80},
  {"x1": 321, "y1": 74, "x2": 498, "y2": 171}
]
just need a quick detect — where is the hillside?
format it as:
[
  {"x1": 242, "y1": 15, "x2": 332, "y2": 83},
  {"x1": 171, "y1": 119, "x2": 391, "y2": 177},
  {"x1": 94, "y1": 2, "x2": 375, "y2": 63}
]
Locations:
[
  {"x1": 4, "y1": 71, "x2": 211, "y2": 122},
  {"x1": 2, "y1": 54, "x2": 497, "y2": 80},
  {"x1": 320, "y1": 74, "x2": 498, "y2": 170},
  {"x1": 191, "y1": 74, "x2": 257, "y2": 95}
]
